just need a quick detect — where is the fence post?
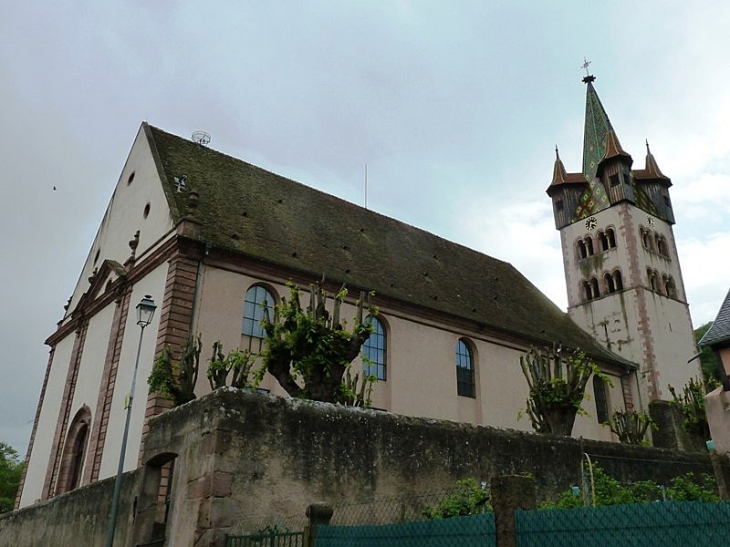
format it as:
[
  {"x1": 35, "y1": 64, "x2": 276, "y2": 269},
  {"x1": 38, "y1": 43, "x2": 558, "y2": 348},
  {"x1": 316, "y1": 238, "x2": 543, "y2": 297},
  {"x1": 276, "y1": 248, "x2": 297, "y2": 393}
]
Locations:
[
  {"x1": 490, "y1": 475, "x2": 536, "y2": 547},
  {"x1": 303, "y1": 502, "x2": 333, "y2": 547}
]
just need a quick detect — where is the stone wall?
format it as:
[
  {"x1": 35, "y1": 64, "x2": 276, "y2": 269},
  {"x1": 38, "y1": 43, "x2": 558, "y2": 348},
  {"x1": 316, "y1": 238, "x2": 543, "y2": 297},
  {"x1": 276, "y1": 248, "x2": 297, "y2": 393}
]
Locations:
[
  {"x1": 0, "y1": 470, "x2": 138, "y2": 546},
  {"x1": 2, "y1": 389, "x2": 726, "y2": 547},
  {"x1": 140, "y1": 389, "x2": 721, "y2": 546}
]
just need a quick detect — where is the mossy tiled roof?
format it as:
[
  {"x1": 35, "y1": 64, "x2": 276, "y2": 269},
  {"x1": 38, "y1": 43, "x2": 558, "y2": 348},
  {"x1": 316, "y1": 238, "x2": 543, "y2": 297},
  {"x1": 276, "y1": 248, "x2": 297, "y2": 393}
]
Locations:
[{"x1": 145, "y1": 124, "x2": 633, "y2": 368}]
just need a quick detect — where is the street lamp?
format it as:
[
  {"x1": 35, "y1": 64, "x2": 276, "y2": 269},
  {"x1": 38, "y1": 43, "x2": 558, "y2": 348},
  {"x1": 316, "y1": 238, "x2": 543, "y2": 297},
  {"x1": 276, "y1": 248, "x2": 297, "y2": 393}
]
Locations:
[{"x1": 105, "y1": 295, "x2": 157, "y2": 547}]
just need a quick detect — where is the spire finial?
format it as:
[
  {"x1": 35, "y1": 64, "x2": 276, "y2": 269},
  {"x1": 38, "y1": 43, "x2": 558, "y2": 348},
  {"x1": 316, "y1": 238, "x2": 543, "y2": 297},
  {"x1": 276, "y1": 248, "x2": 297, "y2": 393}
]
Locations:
[
  {"x1": 555, "y1": 145, "x2": 560, "y2": 160},
  {"x1": 646, "y1": 139, "x2": 651, "y2": 155},
  {"x1": 581, "y1": 57, "x2": 596, "y2": 83}
]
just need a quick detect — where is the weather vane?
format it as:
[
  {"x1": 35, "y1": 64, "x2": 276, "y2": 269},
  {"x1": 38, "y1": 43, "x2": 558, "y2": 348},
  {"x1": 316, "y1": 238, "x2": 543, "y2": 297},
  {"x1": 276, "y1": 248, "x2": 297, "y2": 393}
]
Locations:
[{"x1": 581, "y1": 58, "x2": 591, "y2": 77}]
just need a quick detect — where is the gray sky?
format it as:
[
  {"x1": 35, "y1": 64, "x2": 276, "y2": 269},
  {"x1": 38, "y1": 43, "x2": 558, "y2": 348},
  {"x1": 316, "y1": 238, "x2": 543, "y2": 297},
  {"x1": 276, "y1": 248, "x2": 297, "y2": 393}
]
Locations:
[{"x1": 2, "y1": 1, "x2": 730, "y2": 455}]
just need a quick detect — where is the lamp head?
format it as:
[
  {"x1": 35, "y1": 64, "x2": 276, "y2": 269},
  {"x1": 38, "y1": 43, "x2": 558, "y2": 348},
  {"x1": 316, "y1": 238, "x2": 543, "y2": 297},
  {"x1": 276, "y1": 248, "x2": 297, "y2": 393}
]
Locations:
[{"x1": 136, "y1": 295, "x2": 157, "y2": 327}]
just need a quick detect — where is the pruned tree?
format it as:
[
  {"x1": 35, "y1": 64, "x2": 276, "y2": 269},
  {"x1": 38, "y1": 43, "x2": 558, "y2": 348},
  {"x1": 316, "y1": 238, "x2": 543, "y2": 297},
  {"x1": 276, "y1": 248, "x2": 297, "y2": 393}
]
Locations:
[
  {"x1": 261, "y1": 282, "x2": 377, "y2": 404},
  {"x1": 609, "y1": 410, "x2": 653, "y2": 445},
  {"x1": 519, "y1": 344, "x2": 607, "y2": 436},
  {"x1": 0, "y1": 441, "x2": 22, "y2": 513},
  {"x1": 147, "y1": 334, "x2": 201, "y2": 406},
  {"x1": 206, "y1": 341, "x2": 260, "y2": 390},
  {"x1": 668, "y1": 377, "x2": 711, "y2": 448}
]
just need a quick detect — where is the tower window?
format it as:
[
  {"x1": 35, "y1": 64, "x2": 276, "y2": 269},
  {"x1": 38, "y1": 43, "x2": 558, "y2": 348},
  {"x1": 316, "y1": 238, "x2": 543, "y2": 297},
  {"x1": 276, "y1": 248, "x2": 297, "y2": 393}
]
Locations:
[
  {"x1": 555, "y1": 199, "x2": 564, "y2": 211},
  {"x1": 577, "y1": 240, "x2": 587, "y2": 260},
  {"x1": 590, "y1": 277, "x2": 600, "y2": 299},
  {"x1": 362, "y1": 316, "x2": 387, "y2": 381},
  {"x1": 606, "y1": 228, "x2": 616, "y2": 249},
  {"x1": 582, "y1": 281, "x2": 592, "y2": 302},
  {"x1": 656, "y1": 235, "x2": 668, "y2": 257},
  {"x1": 610, "y1": 174, "x2": 620, "y2": 187},
  {"x1": 665, "y1": 276, "x2": 677, "y2": 299},
  {"x1": 647, "y1": 269, "x2": 659, "y2": 292},
  {"x1": 599, "y1": 231, "x2": 609, "y2": 252},
  {"x1": 663, "y1": 195, "x2": 672, "y2": 209},
  {"x1": 585, "y1": 236, "x2": 594, "y2": 256},
  {"x1": 456, "y1": 339, "x2": 475, "y2": 398},
  {"x1": 641, "y1": 228, "x2": 653, "y2": 251},
  {"x1": 613, "y1": 270, "x2": 623, "y2": 291},
  {"x1": 604, "y1": 272, "x2": 616, "y2": 294}
]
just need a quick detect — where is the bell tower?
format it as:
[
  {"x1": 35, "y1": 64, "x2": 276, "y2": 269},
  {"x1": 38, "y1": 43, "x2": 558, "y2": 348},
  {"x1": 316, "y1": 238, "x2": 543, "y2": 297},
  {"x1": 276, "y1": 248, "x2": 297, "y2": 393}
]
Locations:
[{"x1": 547, "y1": 74, "x2": 700, "y2": 406}]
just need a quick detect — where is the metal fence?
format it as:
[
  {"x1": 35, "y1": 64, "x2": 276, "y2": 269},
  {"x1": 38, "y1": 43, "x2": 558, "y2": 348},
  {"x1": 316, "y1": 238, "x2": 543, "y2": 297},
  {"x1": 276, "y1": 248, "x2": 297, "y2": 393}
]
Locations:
[
  {"x1": 225, "y1": 530, "x2": 304, "y2": 547},
  {"x1": 516, "y1": 500, "x2": 730, "y2": 547}
]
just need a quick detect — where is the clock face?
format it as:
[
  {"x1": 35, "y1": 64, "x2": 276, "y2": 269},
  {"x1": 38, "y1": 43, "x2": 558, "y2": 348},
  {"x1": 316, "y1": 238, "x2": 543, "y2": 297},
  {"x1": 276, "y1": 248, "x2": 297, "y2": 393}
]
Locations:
[
  {"x1": 585, "y1": 216, "x2": 598, "y2": 230},
  {"x1": 647, "y1": 216, "x2": 655, "y2": 227}
]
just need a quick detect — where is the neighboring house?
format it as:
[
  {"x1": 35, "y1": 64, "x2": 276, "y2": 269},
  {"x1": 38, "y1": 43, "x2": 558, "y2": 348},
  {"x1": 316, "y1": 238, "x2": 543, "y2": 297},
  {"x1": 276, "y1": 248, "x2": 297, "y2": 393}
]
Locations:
[
  {"x1": 547, "y1": 74, "x2": 701, "y2": 409},
  {"x1": 19, "y1": 76, "x2": 701, "y2": 509},
  {"x1": 699, "y1": 290, "x2": 730, "y2": 455}
]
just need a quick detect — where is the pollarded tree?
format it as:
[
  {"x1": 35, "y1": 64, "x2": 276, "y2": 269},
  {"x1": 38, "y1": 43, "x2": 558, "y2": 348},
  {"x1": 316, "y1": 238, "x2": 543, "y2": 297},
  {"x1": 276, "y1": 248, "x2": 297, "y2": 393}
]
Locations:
[
  {"x1": 261, "y1": 282, "x2": 377, "y2": 405},
  {"x1": 0, "y1": 441, "x2": 22, "y2": 513},
  {"x1": 519, "y1": 344, "x2": 608, "y2": 436}
]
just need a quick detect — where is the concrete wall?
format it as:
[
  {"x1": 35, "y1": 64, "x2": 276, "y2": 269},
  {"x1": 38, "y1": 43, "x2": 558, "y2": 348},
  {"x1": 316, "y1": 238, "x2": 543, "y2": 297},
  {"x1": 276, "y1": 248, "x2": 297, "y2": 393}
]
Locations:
[{"x1": 0, "y1": 471, "x2": 138, "y2": 547}]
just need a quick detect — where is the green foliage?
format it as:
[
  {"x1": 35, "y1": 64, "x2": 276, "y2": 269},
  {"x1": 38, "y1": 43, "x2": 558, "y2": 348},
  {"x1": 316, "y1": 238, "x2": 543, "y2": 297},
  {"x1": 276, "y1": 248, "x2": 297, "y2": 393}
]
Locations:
[
  {"x1": 148, "y1": 334, "x2": 202, "y2": 406},
  {"x1": 519, "y1": 344, "x2": 610, "y2": 436},
  {"x1": 609, "y1": 410, "x2": 653, "y2": 445},
  {"x1": 206, "y1": 341, "x2": 262, "y2": 390},
  {"x1": 668, "y1": 377, "x2": 711, "y2": 447},
  {"x1": 261, "y1": 282, "x2": 378, "y2": 405},
  {"x1": 695, "y1": 322, "x2": 721, "y2": 385},
  {"x1": 542, "y1": 464, "x2": 720, "y2": 509},
  {"x1": 0, "y1": 442, "x2": 23, "y2": 513},
  {"x1": 423, "y1": 478, "x2": 491, "y2": 519}
]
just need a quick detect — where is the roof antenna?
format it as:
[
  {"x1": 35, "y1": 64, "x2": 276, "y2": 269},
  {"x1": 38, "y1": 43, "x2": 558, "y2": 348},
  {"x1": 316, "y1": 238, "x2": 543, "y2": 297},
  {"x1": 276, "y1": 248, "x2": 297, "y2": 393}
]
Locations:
[
  {"x1": 192, "y1": 131, "x2": 211, "y2": 146},
  {"x1": 364, "y1": 163, "x2": 368, "y2": 210}
]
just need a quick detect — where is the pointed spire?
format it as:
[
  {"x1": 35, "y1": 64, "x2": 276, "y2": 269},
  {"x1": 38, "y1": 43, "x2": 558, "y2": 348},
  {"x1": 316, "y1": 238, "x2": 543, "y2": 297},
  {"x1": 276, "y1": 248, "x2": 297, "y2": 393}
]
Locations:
[
  {"x1": 644, "y1": 139, "x2": 668, "y2": 179},
  {"x1": 552, "y1": 145, "x2": 568, "y2": 184},
  {"x1": 603, "y1": 128, "x2": 632, "y2": 162},
  {"x1": 582, "y1": 76, "x2": 614, "y2": 180}
]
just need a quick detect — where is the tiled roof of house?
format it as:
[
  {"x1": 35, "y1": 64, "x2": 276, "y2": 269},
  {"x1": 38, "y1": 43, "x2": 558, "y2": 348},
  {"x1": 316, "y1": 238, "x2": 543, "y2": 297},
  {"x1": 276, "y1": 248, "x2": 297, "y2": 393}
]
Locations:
[
  {"x1": 699, "y1": 289, "x2": 730, "y2": 348},
  {"x1": 145, "y1": 124, "x2": 634, "y2": 369}
]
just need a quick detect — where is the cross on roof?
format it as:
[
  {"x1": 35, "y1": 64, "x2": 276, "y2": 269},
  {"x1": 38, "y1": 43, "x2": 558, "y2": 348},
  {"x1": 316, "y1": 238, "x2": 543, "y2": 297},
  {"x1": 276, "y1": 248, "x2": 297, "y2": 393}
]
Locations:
[{"x1": 581, "y1": 58, "x2": 591, "y2": 77}]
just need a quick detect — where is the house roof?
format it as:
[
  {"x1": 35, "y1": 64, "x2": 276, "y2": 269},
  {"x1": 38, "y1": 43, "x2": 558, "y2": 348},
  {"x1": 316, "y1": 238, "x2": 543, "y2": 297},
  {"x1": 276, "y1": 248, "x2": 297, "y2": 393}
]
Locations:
[
  {"x1": 144, "y1": 124, "x2": 634, "y2": 369},
  {"x1": 699, "y1": 289, "x2": 730, "y2": 348}
]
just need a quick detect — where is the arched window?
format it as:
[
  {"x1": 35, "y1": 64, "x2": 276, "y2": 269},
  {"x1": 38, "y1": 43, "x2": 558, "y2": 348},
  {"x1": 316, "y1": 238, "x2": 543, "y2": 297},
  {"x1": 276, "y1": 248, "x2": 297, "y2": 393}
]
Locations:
[
  {"x1": 604, "y1": 272, "x2": 616, "y2": 294},
  {"x1": 656, "y1": 235, "x2": 668, "y2": 257},
  {"x1": 613, "y1": 270, "x2": 623, "y2": 291},
  {"x1": 593, "y1": 376, "x2": 609, "y2": 424},
  {"x1": 585, "y1": 237, "x2": 594, "y2": 256},
  {"x1": 362, "y1": 317, "x2": 387, "y2": 380},
  {"x1": 590, "y1": 277, "x2": 600, "y2": 299},
  {"x1": 606, "y1": 228, "x2": 616, "y2": 249},
  {"x1": 577, "y1": 240, "x2": 587, "y2": 260},
  {"x1": 242, "y1": 285, "x2": 276, "y2": 353},
  {"x1": 641, "y1": 228, "x2": 652, "y2": 250},
  {"x1": 582, "y1": 281, "x2": 592, "y2": 302},
  {"x1": 455, "y1": 339, "x2": 475, "y2": 398},
  {"x1": 647, "y1": 269, "x2": 659, "y2": 292},
  {"x1": 665, "y1": 276, "x2": 677, "y2": 299},
  {"x1": 599, "y1": 231, "x2": 609, "y2": 252},
  {"x1": 56, "y1": 405, "x2": 91, "y2": 494}
]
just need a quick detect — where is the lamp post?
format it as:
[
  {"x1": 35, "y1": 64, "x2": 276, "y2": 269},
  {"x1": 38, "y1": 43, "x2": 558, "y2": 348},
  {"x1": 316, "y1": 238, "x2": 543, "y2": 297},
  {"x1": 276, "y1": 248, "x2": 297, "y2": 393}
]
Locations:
[{"x1": 105, "y1": 295, "x2": 157, "y2": 547}]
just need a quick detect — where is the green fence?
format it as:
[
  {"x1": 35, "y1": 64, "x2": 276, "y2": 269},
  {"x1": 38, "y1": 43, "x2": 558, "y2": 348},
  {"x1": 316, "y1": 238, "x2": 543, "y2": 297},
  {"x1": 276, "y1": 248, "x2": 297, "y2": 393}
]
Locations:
[
  {"x1": 225, "y1": 530, "x2": 304, "y2": 547},
  {"x1": 315, "y1": 512, "x2": 496, "y2": 547},
  {"x1": 516, "y1": 501, "x2": 730, "y2": 547}
]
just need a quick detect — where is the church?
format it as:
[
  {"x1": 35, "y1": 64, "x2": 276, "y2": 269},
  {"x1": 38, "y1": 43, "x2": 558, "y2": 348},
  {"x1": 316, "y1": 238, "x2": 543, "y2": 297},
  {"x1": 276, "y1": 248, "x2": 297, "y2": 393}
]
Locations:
[{"x1": 16, "y1": 76, "x2": 700, "y2": 508}]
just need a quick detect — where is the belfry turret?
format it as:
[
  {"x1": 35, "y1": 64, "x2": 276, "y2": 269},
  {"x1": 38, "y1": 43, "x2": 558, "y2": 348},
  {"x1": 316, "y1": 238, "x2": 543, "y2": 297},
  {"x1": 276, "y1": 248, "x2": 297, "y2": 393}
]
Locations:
[{"x1": 548, "y1": 73, "x2": 700, "y2": 410}]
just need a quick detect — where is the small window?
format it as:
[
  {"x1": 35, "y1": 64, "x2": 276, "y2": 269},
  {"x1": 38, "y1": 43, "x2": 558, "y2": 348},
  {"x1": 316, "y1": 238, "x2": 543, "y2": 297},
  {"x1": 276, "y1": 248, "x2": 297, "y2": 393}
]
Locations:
[
  {"x1": 582, "y1": 281, "x2": 592, "y2": 302},
  {"x1": 606, "y1": 228, "x2": 616, "y2": 249},
  {"x1": 593, "y1": 376, "x2": 609, "y2": 424},
  {"x1": 604, "y1": 273, "x2": 616, "y2": 294},
  {"x1": 613, "y1": 270, "x2": 623, "y2": 291},
  {"x1": 663, "y1": 195, "x2": 672, "y2": 209},
  {"x1": 555, "y1": 199, "x2": 564, "y2": 211},
  {"x1": 577, "y1": 240, "x2": 587, "y2": 260},
  {"x1": 456, "y1": 339, "x2": 475, "y2": 398},
  {"x1": 362, "y1": 317, "x2": 387, "y2": 381},
  {"x1": 647, "y1": 269, "x2": 659, "y2": 292},
  {"x1": 590, "y1": 277, "x2": 600, "y2": 299},
  {"x1": 585, "y1": 237, "x2": 594, "y2": 256},
  {"x1": 242, "y1": 285, "x2": 275, "y2": 352},
  {"x1": 610, "y1": 174, "x2": 620, "y2": 187},
  {"x1": 599, "y1": 231, "x2": 609, "y2": 252},
  {"x1": 665, "y1": 276, "x2": 677, "y2": 299},
  {"x1": 641, "y1": 228, "x2": 652, "y2": 250}
]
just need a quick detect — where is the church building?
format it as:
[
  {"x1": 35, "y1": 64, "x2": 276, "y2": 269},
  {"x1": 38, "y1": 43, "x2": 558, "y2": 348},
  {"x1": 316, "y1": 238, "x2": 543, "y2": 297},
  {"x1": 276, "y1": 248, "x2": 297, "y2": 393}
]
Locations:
[{"x1": 16, "y1": 77, "x2": 698, "y2": 509}]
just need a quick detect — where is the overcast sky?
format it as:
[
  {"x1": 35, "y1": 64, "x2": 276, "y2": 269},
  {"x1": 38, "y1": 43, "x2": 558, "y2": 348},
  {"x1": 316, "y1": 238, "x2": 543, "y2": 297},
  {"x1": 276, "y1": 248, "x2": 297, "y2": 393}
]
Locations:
[{"x1": 2, "y1": 1, "x2": 730, "y2": 455}]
